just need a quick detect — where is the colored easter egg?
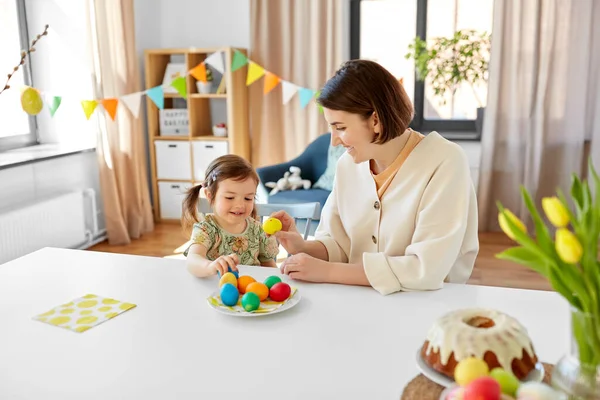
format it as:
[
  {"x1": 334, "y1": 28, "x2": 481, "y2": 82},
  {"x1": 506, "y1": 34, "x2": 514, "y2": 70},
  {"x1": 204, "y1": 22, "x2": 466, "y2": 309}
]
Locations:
[
  {"x1": 217, "y1": 266, "x2": 239, "y2": 279},
  {"x1": 219, "y1": 272, "x2": 237, "y2": 288},
  {"x1": 463, "y1": 377, "x2": 501, "y2": 400},
  {"x1": 489, "y1": 368, "x2": 520, "y2": 396},
  {"x1": 237, "y1": 275, "x2": 256, "y2": 294},
  {"x1": 220, "y1": 283, "x2": 239, "y2": 306},
  {"x1": 443, "y1": 386, "x2": 465, "y2": 400},
  {"x1": 246, "y1": 282, "x2": 269, "y2": 301},
  {"x1": 517, "y1": 382, "x2": 563, "y2": 400},
  {"x1": 241, "y1": 292, "x2": 260, "y2": 312},
  {"x1": 264, "y1": 275, "x2": 282, "y2": 289},
  {"x1": 20, "y1": 87, "x2": 43, "y2": 115},
  {"x1": 269, "y1": 282, "x2": 291, "y2": 302},
  {"x1": 262, "y1": 217, "x2": 282, "y2": 235},
  {"x1": 454, "y1": 357, "x2": 489, "y2": 386}
]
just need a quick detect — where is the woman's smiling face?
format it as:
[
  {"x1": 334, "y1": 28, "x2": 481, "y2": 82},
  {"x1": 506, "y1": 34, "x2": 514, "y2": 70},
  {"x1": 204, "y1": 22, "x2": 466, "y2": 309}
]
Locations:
[{"x1": 323, "y1": 108, "x2": 380, "y2": 164}]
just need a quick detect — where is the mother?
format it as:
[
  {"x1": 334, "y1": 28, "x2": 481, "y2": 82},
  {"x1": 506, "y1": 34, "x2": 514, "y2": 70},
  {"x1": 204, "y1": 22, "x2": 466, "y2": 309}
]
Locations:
[{"x1": 273, "y1": 60, "x2": 479, "y2": 295}]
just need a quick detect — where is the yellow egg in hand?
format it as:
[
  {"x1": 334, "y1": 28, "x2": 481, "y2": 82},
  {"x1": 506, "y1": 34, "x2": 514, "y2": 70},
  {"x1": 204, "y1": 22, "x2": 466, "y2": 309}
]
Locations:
[
  {"x1": 20, "y1": 87, "x2": 43, "y2": 115},
  {"x1": 219, "y1": 272, "x2": 238, "y2": 288},
  {"x1": 263, "y1": 217, "x2": 282, "y2": 235}
]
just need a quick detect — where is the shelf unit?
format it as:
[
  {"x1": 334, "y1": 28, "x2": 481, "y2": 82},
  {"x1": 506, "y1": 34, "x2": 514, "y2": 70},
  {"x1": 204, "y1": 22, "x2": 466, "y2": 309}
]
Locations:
[{"x1": 144, "y1": 47, "x2": 250, "y2": 222}]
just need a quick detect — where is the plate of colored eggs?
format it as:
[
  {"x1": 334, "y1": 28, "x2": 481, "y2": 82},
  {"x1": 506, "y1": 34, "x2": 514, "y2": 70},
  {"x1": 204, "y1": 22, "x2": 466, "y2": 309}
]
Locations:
[{"x1": 207, "y1": 271, "x2": 300, "y2": 317}]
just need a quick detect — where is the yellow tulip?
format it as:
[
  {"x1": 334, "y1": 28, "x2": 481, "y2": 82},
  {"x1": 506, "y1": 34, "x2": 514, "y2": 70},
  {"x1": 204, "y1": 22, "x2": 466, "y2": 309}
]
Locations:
[
  {"x1": 542, "y1": 197, "x2": 570, "y2": 228},
  {"x1": 498, "y1": 209, "x2": 527, "y2": 240},
  {"x1": 555, "y1": 228, "x2": 583, "y2": 264}
]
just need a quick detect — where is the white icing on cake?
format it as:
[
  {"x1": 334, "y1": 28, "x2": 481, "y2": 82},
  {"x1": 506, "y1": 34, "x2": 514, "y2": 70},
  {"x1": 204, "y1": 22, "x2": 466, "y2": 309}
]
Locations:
[{"x1": 424, "y1": 308, "x2": 536, "y2": 371}]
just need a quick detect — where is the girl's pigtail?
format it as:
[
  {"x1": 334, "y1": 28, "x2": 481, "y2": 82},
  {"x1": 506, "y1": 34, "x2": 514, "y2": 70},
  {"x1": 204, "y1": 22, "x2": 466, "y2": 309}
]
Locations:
[{"x1": 181, "y1": 184, "x2": 203, "y2": 230}]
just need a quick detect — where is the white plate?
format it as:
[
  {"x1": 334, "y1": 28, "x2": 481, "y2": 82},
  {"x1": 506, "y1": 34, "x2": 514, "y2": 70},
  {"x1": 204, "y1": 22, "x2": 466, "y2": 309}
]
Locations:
[
  {"x1": 416, "y1": 349, "x2": 545, "y2": 388},
  {"x1": 207, "y1": 288, "x2": 301, "y2": 317}
]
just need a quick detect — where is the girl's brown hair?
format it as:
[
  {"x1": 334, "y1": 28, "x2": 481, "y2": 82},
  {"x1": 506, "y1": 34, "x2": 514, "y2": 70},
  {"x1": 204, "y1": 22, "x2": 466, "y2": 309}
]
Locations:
[
  {"x1": 181, "y1": 154, "x2": 259, "y2": 230},
  {"x1": 317, "y1": 59, "x2": 414, "y2": 144}
]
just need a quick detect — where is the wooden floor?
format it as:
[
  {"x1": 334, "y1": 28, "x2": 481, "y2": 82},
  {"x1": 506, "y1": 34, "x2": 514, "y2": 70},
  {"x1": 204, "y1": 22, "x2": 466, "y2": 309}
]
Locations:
[{"x1": 89, "y1": 223, "x2": 552, "y2": 292}]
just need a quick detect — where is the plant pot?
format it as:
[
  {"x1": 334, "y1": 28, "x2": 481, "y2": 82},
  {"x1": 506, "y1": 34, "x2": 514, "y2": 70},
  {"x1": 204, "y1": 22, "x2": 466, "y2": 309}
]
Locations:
[
  {"x1": 551, "y1": 307, "x2": 600, "y2": 399},
  {"x1": 212, "y1": 125, "x2": 227, "y2": 137},
  {"x1": 196, "y1": 81, "x2": 213, "y2": 94},
  {"x1": 475, "y1": 107, "x2": 485, "y2": 137}
]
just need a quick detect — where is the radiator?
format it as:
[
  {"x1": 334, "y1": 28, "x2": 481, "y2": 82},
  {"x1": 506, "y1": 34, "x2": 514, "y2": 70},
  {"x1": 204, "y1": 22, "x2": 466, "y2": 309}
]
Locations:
[{"x1": 0, "y1": 191, "x2": 91, "y2": 265}]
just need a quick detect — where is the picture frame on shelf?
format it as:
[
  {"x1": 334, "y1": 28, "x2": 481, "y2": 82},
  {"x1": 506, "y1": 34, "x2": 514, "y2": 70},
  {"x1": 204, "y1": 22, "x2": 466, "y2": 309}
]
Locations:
[{"x1": 159, "y1": 109, "x2": 189, "y2": 136}]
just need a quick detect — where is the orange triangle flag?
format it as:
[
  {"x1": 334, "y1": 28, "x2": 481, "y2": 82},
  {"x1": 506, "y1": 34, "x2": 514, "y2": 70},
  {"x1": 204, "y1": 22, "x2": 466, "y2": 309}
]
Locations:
[
  {"x1": 101, "y1": 98, "x2": 119, "y2": 121},
  {"x1": 264, "y1": 72, "x2": 280, "y2": 94},
  {"x1": 190, "y1": 63, "x2": 207, "y2": 82}
]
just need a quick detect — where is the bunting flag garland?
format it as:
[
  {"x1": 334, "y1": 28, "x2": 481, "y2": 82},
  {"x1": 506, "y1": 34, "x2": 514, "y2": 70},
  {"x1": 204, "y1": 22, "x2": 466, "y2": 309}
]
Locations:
[
  {"x1": 246, "y1": 62, "x2": 265, "y2": 86},
  {"x1": 146, "y1": 86, "x2": 164, "y2": 109},
  {"x1": 101, "y1": 98, "x2": 119, "y2": 121},
  {"x1": 45, "y1": 95, "x2": 62, "y2": 117},
  {"x1": 12, "y1": 49, "x2": 331, "y2": 121},
  {"x1": 170, "y1": 76, "x2": 187, "y2": 98},
  {"x1": 264, "y1": 71, "x2": 280, "y2": 94},
  {"x1": 314, "y1": 90, "x2": 323, "y2": 113},
  {"x1": 121, "y1": 92, "x2": 142, "y2": 118},
  {"x1": 81, "y1": 100, "x2": 98, "y2": 120}
]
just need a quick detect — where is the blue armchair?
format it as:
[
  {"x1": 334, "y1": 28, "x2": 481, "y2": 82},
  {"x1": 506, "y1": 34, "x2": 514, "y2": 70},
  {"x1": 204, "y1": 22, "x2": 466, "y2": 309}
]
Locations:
[{"x1": 256, "y1": 133, "x2": 332, "y2": 212}]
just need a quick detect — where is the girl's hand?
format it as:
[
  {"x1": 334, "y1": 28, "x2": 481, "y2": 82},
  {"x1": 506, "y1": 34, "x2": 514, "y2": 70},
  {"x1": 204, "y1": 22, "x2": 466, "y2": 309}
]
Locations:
[
  {"x1": 279, "y1": 253, "x2": 331, "y2": 282},
  {"x1": 209, "y1": 254, "x2": 239, "y2": 276},
  {"x1": 270, "y1": 210, "x2": 306, "y2": 254}
]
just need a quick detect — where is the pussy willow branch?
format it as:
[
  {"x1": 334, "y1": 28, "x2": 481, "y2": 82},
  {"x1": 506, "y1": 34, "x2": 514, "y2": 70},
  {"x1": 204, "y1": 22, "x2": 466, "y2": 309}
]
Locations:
[{"x1": 0, "y1": 24, "x2": 49, "y2": 96}]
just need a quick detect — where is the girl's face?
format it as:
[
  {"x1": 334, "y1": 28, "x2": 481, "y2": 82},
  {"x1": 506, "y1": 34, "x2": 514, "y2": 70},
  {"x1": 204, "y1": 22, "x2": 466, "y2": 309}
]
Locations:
[
  {"x1": 323, "y1": 108, "x2": 380, "y2": 164},
  {"x1": 206, "y1": 177, "x2": 256, "y2": 226}
]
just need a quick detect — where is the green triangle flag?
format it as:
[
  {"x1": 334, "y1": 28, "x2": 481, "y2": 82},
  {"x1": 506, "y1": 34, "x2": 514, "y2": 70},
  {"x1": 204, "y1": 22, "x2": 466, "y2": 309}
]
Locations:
[
  {"x1": 45, "y1": 95, "x2": 62, "y2": 117},
  {"x1": 315, "y1": 90, "x2": 323, "y2": 114},
  {"x1": 231, "y1": 50, "x2": 249, "y2": 72},
  {"x1": 170, "y1": 76, "x2": 187, "y2": 98}
]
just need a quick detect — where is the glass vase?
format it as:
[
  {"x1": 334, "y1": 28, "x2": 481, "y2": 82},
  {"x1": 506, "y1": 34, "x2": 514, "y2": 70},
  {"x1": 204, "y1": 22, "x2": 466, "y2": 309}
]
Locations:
[{"x1": 551, "y1": 307, "x2": 600, "y2": 400}]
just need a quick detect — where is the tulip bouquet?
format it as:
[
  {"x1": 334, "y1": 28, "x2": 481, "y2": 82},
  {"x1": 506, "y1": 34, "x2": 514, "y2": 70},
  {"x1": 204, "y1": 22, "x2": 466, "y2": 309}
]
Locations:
[{"x1": 496, "y1": 158, "x2": 600, "y2": 376}]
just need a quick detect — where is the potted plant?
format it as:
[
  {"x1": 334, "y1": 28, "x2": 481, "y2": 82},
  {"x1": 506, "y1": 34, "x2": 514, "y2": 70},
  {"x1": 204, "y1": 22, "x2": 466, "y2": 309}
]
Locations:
[
  {"x1": 196, "y1": 67, "x2": 213, "y2": 94},
  {"x1": 405, "y1": 29, "x2": 491, "y2": 135},
  {"x1": 496, "y1": 158, "x2": 600, "y2": 399}
]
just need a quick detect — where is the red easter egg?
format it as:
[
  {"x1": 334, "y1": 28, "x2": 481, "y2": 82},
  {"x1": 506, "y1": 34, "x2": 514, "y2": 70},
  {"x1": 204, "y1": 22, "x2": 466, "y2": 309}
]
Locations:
[
  {"x1": 463, "y1": 377, "x2": 501, "y2": 400},
  {"x1": 269, "y1": 282, "x2": 291, "y2": 302}
]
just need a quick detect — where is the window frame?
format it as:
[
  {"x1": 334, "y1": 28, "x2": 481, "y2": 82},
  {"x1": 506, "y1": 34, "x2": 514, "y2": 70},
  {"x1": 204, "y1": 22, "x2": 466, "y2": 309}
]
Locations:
[
  {"x1": 0, "y1": 0, "x2": 39, "y2": 152},
  {"x1": 350, "y1": 0, "x2": 481, "y2": 140}
]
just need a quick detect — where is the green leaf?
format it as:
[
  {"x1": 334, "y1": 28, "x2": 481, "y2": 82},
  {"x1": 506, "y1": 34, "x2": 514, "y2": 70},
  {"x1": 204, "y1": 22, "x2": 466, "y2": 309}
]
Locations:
[
  {"x1": 495, "y1": 246, "x2": 547, "y2": 275},
  {"x1": 571, "y1": 174, "x2": 585, "y2": 215},
  {"x1": 520, "y1": 186, "x2": 553, "y2": 254},
  {"x1": 548, "y1": 267, "x2": 580, "y2": 309}
]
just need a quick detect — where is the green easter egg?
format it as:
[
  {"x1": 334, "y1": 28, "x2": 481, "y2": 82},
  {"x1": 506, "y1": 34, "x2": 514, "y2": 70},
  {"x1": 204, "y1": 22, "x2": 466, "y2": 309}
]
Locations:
[
  {"x1": 264, "y1": 275, "x2": 282, "y2": 289},
  {"x1": 489, "y1": 368, "x2": 520, "y2": 397},
  {"x1": 241, "y1": 292, "x2": 260, "y2": 312}
]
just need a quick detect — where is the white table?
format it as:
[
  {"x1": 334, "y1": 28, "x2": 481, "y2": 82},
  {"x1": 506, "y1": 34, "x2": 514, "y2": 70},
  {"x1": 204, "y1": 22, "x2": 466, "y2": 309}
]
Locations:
[{"x1": 0, "y1": 248, "x2": 569, "y2": 400}]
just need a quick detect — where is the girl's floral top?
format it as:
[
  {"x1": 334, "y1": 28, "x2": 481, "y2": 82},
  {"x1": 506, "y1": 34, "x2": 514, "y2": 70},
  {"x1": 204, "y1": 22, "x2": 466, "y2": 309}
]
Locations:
[{"x1": 184, "y1": 214, "x2": 279, "y2": 265}]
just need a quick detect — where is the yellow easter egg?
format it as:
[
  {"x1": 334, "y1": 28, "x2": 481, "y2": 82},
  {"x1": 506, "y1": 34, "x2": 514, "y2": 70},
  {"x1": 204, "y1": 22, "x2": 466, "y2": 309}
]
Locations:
[
  {"x1": 454, "y1": 357, "x2": 490, "y2": 386},
  {"x1": 219, "y1": 272, "x2": 238, "y2": 288},
  {"x1": 262, "y1": 217, "x2": 282, "y2": 235},
  {"x1": 20, "y1": 87, "x2": 43, "y2": 115}
]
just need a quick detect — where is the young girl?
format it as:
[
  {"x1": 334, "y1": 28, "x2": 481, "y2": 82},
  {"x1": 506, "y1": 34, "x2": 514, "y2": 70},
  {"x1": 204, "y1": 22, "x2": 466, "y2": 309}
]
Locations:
[{"x1": 181, "y1": 154, "x2": 279, "y2": 278}]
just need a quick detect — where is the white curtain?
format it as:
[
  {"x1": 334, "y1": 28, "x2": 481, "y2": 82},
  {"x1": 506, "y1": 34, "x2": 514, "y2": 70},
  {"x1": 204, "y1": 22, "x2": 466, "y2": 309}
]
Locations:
[{"x1": 478, "y1": 0, "x2": 600, "y2": 231}]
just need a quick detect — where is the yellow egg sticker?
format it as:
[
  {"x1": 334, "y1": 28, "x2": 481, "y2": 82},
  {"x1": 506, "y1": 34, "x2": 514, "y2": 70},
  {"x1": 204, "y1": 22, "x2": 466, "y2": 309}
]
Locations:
[{"x1": 32, "y1": 294, "x2": 137, "y2": 333}]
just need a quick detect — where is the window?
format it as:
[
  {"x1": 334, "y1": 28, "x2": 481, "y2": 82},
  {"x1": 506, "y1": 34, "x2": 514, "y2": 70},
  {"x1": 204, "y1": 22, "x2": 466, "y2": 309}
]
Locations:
[
  {"x1": 350, "y1": 0, "x2": 494, "y2": 140},
  {"x1": 0, "y1": 0, "x2": 38, "y2": 151}
]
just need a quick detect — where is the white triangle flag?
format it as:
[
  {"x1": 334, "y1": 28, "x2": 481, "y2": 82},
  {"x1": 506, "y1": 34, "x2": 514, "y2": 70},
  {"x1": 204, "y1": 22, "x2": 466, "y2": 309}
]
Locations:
[
  {"x1": 121, "y1": 92, "x2": 143, "y2": 118},
  {"x1": 205, "y1": 51, "x2": 225, "y2": 74},
  {"x1": 281, "y1": 81, "x2": 298, "y2": 105}
]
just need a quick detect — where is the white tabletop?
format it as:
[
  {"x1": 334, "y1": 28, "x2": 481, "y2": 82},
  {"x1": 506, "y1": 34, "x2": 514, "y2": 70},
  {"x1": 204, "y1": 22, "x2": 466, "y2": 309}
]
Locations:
[{"x1": 0, "y1": 248, "x2": 568, "y2": 400}]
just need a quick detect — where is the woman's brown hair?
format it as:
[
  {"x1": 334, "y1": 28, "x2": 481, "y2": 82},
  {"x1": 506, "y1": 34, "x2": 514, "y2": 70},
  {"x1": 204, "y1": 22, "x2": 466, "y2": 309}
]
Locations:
[
  {"x1": 181, "y1": 154, "x2": 259, "y2": 230},
  {"x1": 317, "y1": 59, "x2": 414, "y2": 144}
]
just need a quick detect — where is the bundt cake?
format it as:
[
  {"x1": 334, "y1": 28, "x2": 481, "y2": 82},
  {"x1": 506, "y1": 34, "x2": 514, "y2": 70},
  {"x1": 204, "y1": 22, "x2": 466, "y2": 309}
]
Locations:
[{"x1": 421, "y1": 308, "x2": 538, "y2": 380}]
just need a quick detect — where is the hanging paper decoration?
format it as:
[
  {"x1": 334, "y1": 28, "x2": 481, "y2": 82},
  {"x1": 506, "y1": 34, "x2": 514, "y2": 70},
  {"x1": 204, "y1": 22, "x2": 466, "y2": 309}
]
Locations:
[
  {"x1": 101, "y1": 98, "x2": 119, "y2": 121},
  {"x1": 246, "y1": 62, "x2": 265, "y2": 86},
  {"x1": 231, "y1": 50, "x2": 248, "y2": 72},
  {"x1": 146, "y1": 86, "x2": 164, "y2": 109},
  {"x1": 264, "y1": 72, "x2": 280, "y2": 94},
  {"x1": 121, "y1": 92, "x2": 142, "y2": 118},
  {"x1": 298, "y1": 88, "x2": 315, "y2": 109},
  {"x1": 171, "y1": 76, "x2": 187, "y2": 98},
  {"x1": 45, "y1": 95, "x2": 62, "y2": 117},
  {"x1": 314, "y1": 90, "x2": 323, "y2": 113},
  {"x1": 81, "y1": 100, "x2": 98, "y2": 120},
  {"x1": 281, "y1": 81, "x2": 299, "y2": 105},
  {"x1": 190, "y1": 63, "x2": 207, "y2": 82},
  {"x1": 205, "y1": 51, "x2": 225, "y2": 74},
  {"x1": 21, "y1": 87, "x2": 43, "y2": 115}
]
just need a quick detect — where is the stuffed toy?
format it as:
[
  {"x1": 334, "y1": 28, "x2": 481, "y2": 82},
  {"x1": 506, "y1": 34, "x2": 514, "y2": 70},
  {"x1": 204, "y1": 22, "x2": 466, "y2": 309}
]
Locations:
[{"x1": 264, "y1": 166, "x2": 311, "y2": 195}]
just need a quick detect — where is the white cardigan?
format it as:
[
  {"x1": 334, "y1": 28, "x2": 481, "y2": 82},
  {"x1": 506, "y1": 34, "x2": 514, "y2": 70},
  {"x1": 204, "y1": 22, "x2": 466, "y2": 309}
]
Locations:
[{"x1": 314, "y1": 132, "x2": 479, "y2": 295}]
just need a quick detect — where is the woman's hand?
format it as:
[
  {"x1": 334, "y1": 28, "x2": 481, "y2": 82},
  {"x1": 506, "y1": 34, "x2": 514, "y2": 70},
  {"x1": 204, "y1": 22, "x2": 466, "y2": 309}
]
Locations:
[
  {"x1": 270, "y1": 210, "x2": 306, "y2": 255},
  {"x1": 279, "y1": 253, "x2": 331, "y2": 282},
  {"x1": 209, "y1": 254, "x2": 239, "y2": 276}
]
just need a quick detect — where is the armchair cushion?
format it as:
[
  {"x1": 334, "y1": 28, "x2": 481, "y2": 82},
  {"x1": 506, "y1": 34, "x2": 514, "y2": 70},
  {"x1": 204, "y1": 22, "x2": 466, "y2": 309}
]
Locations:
[{"x1": 313, "y1": 144, "x2": 346, "y2": 191}]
